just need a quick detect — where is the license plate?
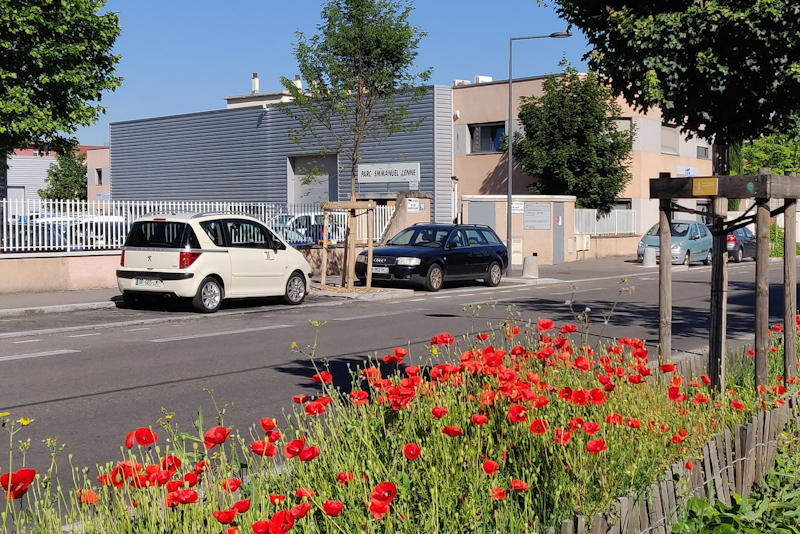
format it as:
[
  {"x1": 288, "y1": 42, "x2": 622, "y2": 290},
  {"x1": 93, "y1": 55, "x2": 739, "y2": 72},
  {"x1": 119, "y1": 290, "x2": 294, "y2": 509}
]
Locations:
[
  {"x1": 134, "y1": 278, "x2": 162, "y2": 287},
  {"x1": 371, "y1": 266, "x2": 389, "y2": 274}
]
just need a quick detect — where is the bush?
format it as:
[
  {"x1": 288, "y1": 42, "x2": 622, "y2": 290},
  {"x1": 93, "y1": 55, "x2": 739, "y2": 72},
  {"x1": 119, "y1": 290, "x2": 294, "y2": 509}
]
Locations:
[{"x1": 2, "y1": 319, "x2": 796, "y2": 533}]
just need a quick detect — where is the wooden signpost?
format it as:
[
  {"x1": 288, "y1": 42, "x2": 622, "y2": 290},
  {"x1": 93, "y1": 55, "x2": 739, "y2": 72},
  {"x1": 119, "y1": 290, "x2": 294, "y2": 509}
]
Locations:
[
  {"x1": 650, "y1": 170, "x2": 800, "y2": 392},
  {"x1": 320, "y1": 200, "x2": 377, "y2": 290}
]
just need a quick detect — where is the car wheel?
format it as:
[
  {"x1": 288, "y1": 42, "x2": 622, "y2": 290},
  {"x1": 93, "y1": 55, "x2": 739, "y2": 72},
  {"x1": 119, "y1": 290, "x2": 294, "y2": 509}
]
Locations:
[
  {"x1": 484, "y1": 261, "x2": 502, "y2": 287},
  {"x1": 192, "y1": 276, "x2": 223, "y2": 313},
  {"x1": 424, "y1": 264, "x2": 444, "y2": 292},
  {"x1": 122, "y1": 292, "x2": 148, "y2": 310},
  {"x1": 283, "y1": 272, "x2": 306, "y2": 305},
  {"x1": 703, "y1": 250, "x2": 712, "y2": 265},
  {"x1": 733, "y1": 246, "x2": 743, "y2": 263},
  {"x1": 683, "y1": 252, "x2": 691, "y2": 266}
]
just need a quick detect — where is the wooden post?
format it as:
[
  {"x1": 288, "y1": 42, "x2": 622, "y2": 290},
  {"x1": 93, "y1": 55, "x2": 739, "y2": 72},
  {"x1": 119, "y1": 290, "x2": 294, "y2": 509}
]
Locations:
[
  {"x1": 659, "y1": 192, "x2": 673, "y2": 362},
  {"x1": 320, "y1": 211, "x2": 329, "y2": 287},
  {"x1": 341, "y1": 212, "x2": 351, "y2": 287},
  {"x1": 755, "y1": 168, "x2": 771, "y2": 390},
  {"x1": 709, "y1": 197, "x2": 728, "y2": 394},
  {"x1": 347, "y1": 208, "x2": 357, "y2": 290},
  {"x1": 784, "y1": 174, "x2": 797, "y2": 382},
  {"x1": 366, "y1": 208, "x2": 374, "y2": 288}
]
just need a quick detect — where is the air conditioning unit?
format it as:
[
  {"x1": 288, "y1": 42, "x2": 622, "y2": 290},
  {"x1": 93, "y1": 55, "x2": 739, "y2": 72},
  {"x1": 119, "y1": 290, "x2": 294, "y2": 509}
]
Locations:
[
  {"x1": 453, "y1": 79, "x2": 471, "y2": 87},
  {"x1": 474, "y1": 75, "x2": 493, "y2": 84},
  {"x1": 576, "y1": 234, "x2": 591, "y2": 251}
]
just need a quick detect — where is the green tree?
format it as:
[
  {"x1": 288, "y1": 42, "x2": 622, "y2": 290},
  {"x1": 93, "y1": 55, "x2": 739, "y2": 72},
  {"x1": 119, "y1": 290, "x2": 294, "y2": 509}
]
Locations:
[
  {"x1": 541, "y1": 1, "x2": 800, "y2": 147},
  {"x1": 39, "y1": 150, "x2": 87, "y2": 200},
  {"x1": 741, "y1": 134, "x2": 800, "y2": 175},
  {"x1": 0, "y1": 0, "x2": 122, "y2": 168},
  {"x1": 515, "y1": 62, "x2": 635, "y2": 215}
]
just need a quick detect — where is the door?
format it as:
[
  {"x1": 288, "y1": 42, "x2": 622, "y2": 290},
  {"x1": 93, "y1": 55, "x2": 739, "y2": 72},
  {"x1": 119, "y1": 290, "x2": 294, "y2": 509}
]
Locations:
[
  {"x1": 463, "y1": 228, "x2": 491, "y2": 276},
  {"x1": 223, "y1": 219, "x2": 274, "y2": 296},
  {"x1": 443, "y1": 229, "x2": 471, "y2": 278},
  {"x1": 698, "y1": 223, "x2": 712, "y2": 259},
  {"x1": 468, "y1": 203, "x2": 496, "y2": 233},
  {"x1": 553, "y1": 202, "x2": 565, "y2": 265},
  {"x1": 740, "y1": 227, "x2": 756, "y2": 257}
]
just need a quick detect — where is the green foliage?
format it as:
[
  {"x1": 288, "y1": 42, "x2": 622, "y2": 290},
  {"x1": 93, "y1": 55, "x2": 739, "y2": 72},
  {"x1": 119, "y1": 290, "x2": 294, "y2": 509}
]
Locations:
[
  {"x1": 516, "y1": 61, "x2": 635, "y2": 215},
  {"x1": 277, "y1": 0, "x2": 432, "y2": 200},
  {"x1": 767, "y1": 221, "x2": 800, "y2": 258},
  {"x1": 741, "y1": 134, "x2": 800, "y2": 176},
  {"x1": 541, "y1": 1, "x2": 800, "y2": 145},
  {"x1": 0, "y1": 1, "x2": 122, "y2": 169},
  {"x1": 39, "y1": 150, "x2": 87, "y2": 200}
]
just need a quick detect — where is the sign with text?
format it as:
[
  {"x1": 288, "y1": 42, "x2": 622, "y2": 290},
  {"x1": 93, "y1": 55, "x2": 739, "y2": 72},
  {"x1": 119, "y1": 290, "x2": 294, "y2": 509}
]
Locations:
[
  {"x1": 358, "y1": 162, "x2": 420, "y2": 185},
  {"x1": 523, "y1": 203, "x2": 551, "y2": 230},
  {"x1": 692, "y1": 178, "x2": 718, "y2": 197},
  {"x1": 406, "y1": 198, "x2": 420, "y2": 214}
]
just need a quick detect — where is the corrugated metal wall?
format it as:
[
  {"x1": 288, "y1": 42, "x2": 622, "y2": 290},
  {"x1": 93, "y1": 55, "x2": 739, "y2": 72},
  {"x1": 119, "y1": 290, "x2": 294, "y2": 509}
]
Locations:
[
  {"x1": 109, "y1": 86, "x2": 453, "y2": 221},
  {"x1": 5, "y1": 155, "x2": 57, "y2": 199}
]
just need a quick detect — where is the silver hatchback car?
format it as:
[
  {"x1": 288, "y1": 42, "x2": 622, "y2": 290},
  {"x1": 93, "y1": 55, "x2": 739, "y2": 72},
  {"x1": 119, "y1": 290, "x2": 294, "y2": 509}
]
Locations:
[{"x1": 637, "y1": 221, "x2": 713, "y2": 265}]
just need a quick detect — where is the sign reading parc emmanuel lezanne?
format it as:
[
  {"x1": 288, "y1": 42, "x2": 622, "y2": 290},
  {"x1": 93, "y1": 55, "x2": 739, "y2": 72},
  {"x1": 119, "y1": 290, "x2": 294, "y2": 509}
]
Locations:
[{"x1": 357, "y1": 162, "x2": 420, "y2": 184}]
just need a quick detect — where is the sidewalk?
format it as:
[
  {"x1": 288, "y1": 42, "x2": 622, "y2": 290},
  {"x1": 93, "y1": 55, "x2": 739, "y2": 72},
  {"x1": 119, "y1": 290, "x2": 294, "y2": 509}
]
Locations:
[{"x1": 0, "y1": 288, "x2": 121, "y2": 315}]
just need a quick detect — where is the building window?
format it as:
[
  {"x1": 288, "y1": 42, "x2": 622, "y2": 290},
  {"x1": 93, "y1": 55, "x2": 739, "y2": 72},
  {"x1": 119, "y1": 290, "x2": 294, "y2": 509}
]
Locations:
[
  {"x1": 697, "y1": 146, "x2": 709, "y2": 159},
  {"x1": 613, "y1": 199, "x2": 632, "y2": 210},
  {"x1": 469, "y1": 123, "x2": 505, "y2": 153},
  {"x1": 661, "y1": 124, "x2": 679, "y2": 155},
  {"x1": 95, "y1": 169, "x2": 103, "y2": 186}
]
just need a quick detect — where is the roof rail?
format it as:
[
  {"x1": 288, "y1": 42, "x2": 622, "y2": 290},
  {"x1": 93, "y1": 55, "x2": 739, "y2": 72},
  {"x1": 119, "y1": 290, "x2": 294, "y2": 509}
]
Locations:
[{"x1": 190, "y1": 211, "x2": 258, "y2": 219}]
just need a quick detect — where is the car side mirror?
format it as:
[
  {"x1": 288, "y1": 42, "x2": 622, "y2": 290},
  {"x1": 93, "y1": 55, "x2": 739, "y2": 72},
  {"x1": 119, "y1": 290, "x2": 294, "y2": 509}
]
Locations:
[{"x1": 445, "y1": 242, "x2": 455, "y2": 250}]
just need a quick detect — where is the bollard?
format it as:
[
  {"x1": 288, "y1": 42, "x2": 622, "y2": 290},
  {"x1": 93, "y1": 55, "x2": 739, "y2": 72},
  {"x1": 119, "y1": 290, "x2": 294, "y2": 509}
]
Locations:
[
  {"x1": 522, "y1": 253, "x2": 539, "y2": 278},
  {"x1": 642, "y1": 247, "x2": 656, "y2": 267}
]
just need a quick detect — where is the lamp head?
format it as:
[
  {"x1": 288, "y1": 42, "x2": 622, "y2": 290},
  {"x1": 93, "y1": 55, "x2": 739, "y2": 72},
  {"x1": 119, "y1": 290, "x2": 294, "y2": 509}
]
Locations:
[{"x1": 549, "y1": 30, "x2": 572, "y2": 38}]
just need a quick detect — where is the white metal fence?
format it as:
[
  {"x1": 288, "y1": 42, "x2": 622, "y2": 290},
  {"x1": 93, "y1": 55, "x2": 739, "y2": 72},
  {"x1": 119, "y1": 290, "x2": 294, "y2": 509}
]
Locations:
[
  {"x1": 574, "y1": 209, "x2": 637, "y2": 236},
  {"x1": 0, "y1": 199, "x2": 395, "y2": 253}
]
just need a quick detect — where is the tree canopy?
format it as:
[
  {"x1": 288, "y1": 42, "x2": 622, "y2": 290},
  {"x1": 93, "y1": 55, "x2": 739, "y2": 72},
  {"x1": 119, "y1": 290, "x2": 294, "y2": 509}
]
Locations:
[
  {"x1": 278, "y1": 0, "x2": 432, "y2": 200},
  {"x1": 740, "y1": 134, "x2": 800, "y2": 175},
  {"x1": 516, "y1": 62, "x2": 635, "y2": 215},
  {"x1": 542, "y1": 0, "x2": 800, "y2": 145},
  {"x1": 0, "y1": 0, "x2": 122, "y2": 167},
  {"x1": 39, "y1": 150, "x2": 87, "y2": 200}
]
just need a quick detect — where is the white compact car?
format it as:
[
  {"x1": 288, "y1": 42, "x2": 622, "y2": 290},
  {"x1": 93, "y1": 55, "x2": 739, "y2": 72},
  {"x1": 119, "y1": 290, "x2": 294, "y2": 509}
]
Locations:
[{"x1": 117, "y1": 213, "x2": 313, "y2": 313}]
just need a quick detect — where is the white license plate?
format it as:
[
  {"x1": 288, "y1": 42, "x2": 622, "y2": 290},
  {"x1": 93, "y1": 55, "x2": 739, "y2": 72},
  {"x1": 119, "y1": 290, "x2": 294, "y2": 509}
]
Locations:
[
  {"x1": 134, "y1": 278, "x2": 163, "y2": 287},
  {"x1": 371, "y1": 266, "x2": 389, "y2": 274}
]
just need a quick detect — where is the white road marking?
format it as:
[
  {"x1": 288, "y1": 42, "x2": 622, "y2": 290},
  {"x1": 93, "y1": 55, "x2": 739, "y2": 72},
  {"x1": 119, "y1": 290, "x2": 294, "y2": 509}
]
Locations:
[
  {"x1": 409, "y1": 298, "x2": 426, "y2": 302},
  {"x1": 150, "y1": 325, "x2": 293, "y2": 343},
  {"x1": 459, "y1": 294, "x2": 474, "y2": 297},
  {"x1": 639, "y1": 277, "x2": 656, "y2": 281},
  {"x1": 434, "y1": 296, "x2": 451, "y2": 299},
  {"x1": 332, "y1": 310, "x2": 426, "y2": 322},
  {"x1": 550, "y1": 287, "x2": 604, "y2": 295},
  {"x1": 12, "y1": 339, "x2": 41, "y2": 344},
  {"x1": 68, "y1": 333, "x2": 102, "y2": 338},
  {"x1": 125, "y1": 327, "x2": 151, "y2": 332},
  {"x1": 499, "y1": 290, "x2": 513, "y2": 293},
  {"x1": 0, "y1": 349, "x2": 80, "y2": 363}
]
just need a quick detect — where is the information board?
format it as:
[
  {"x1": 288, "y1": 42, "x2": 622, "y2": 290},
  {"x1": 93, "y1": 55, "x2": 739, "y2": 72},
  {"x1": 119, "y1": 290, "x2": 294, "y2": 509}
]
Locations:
[{"x1": 523, "y1": 203, "x2": 551, "y2": 230}]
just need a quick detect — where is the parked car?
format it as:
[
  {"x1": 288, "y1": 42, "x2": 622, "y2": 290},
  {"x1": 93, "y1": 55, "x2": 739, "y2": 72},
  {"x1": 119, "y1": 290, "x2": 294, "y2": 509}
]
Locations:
[
  {"x1": 727, "y1": 226, "x2": 756, "y2": 262},
  {"x1": 117, "y1": 213, "x2": 313, "y2": 312},
  {"x1": 269, "y1": 212, "x2": 346, "y2": 244},
  {"x1": 355, "y1": 224, "x2": 508, "y2": 291},
  {"x1": 637, "y1": 221, "x2": 713, "y2": 265}
]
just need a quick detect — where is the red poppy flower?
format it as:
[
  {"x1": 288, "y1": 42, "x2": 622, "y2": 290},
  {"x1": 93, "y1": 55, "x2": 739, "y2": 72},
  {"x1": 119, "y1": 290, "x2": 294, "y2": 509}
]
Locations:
[
  {"x1": 507, "y1": 404, "x2": 528, "y2": 423},
  {"x1": 295, "y1": 487, "x2": 314, "y2": 499},
  {"x1": 403, "y1": 443, "x2": 421, "y2": 460},
  {"x1": 554, "y1": 428, "x2": 572, "y2": 445},
  {"x1": 692, "y1": 394, "x2": 709, "y2": 405},
  {"x1": 349, "y1": 390, "x2": 369, "y2": 405},
  {"x1": 582, "y1": 421, "x2": 601, "y2": 435},
  {"x1": 384, "y1": 347, "x2": 408, "y2": 364},
  {"x1": 530, "y1": 418, "x2": 548, "y2": 434},
  {"x1": 405, "y1": 366, "x2": 420, "y2": 376},
  {"x1": 477, "y1": 333, "x2": 490, "y2": 340},
  {"x1": 471, "y1": 414, "x2": 489, "y2": 426},
  {"x1": 431, "y1": 333, "x2": 455, "y2": 346},
  {"x1": 323, "y1": 500, "x2": 344, "y2": 517},
  {"x1": 587, "y1": 439, "x2": 608, "y2": 456},
  {"x1": 250, "y1": 440, "x2": 277, "y2": 457},
  {"x1": 267, "y1": 510, "x2": 295, "y2": 534},
  {"x1": 160, "y1": 455, "x2": 181, "y2": 472},
  {"x1": 368, "y1": 500, "x2": 390, "y2": 520},
  {"x1": 311, "y1": 371, "x2": 332, "y2": 384},
  {"x1": 627, "y1": 375, "x2": 643, "y2": 384},
  {"x1": 441, "y1": 426, "x2": 463, "y2": 437},
  {"x1": 569, "y1": 417, "x2": 585, "y2": 430},
  {"x1": 731, "y1": 400, "x2": 745, "y2": 411},
  {"x1": 183, "y1": 473, "x2": 199, "y2": 487},
  {"x1": 292, "y1": 394, "x2": 309, "y2": 404},
  {"x1": 77, "y1": 488, "x2": 98, "y2": 505},
  {"x1": 221, "y1": 478, "x2": 241, "y2": 492},
  {"x1": 659, "y1": 364, "x2": 676, "y2": 373},
  {"x1": 166, "y1": 480, "x2": 184, "y2": 492},
  {"x1": 431, "y1": 406, "x2": 448, "y2": 419},
  {"x1": 299, "y1": 446, "x2": 319, "y2": 462},
  {"x1": 213, "y1": 510, "x2": 238, "y2": 524},
  {"x1": 270, "y1": 494, "x2": 286, "y2": 505},
  {"x1": 336, "y1": 472, "x2": 354, "y2": 484},
  {"x1": 589, "y1": 388, "x2": 606, "y2": 405},
  {"x1": 559, "y1": 323, "x2": 577, "y2": 333},
  {"x1": 266, "y1": 430, "x2": 281, "y2": 443},
  {"x1": 482, "y1": 391, "x2": 496, "y2": 405},
  {"x1": 284, "y1": 438, "x2": 306, "y2": 459},
  {"x1": 573, "y1": 356, "x2": 590, "y2": 372},
  {"x1": 193, "y1": 460, "x2": 208, "y2": 474},
  {"x1": 626, "y1": 418, "x2": 641, "y2": 429},
  {"x1": 125, "y1": 431, "x2": 135, "y2": 449},
  {"x1": 685, "y1": 460, "x2": 693, "y2": 470},
  {"x1": 226, "y1": 528, "x2": 238, "y2": 534},
  {"x1": 506, "y1": 326, "x2": 522, "y2": 338},
  {"x1": 668, "y1": 387, "x2": 687, "y2": 403},
  {"x1": 203, "y1": 426, "x2": 232, "y2": 449},
  {"x1": 537, "y1": 319, "x2": 554, "y2": 332},
  {"x1": 290, "y1": 502, "x2": 312, "y2": 519},
  {"x1": 510, "y1": 479, "x2": 529, "y2": 491},
  {"x1": 482, "y1": 460, "x2": 499, "y2": 475},
  {"x1": 534, "y1": 395, "x2": 550, "y2": 409},
  {"x1": 304, "y1": 401, "x2": 326, "y2": 416},
  {"x1": 134, "y1": 427, "x2": 158, "y2": 446},
  {"x1": 571, "y1": 389, "x2": 590, "y2": 406},
  {"x1": 701, "y1": 375, "x2": 712, "y2": 386},
  {"x1": 172, "y1": 489, "x2": 198, "y2": 504},
  {"x1": 371, "y1": 481, "x2": 397, "y2": 506},
  {"x1": 251, "y1": 521, "x2": 269, "y2": 534},
  {"x1": 491, "y1": 487, "x2": 506, "y2": 500},
  {"x1": 260, "y1": 417, "x2": 277, "y2": 432}
]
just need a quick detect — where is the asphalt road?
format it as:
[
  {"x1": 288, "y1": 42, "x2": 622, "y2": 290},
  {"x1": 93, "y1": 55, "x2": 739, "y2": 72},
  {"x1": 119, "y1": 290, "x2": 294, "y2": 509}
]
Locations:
[{"x1": 0, "y1": 257, "x2": 795, "y2": 482}]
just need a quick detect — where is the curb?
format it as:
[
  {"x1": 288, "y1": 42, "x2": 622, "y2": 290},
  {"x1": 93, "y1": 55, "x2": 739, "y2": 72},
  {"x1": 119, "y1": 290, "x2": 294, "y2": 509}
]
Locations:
[
  {"x1": 310, "y1": 288, "x2": 416, "y2": 301},
  {"x1": 501, "y1": 277, "x2": 562, "y2": 286},
  {"x1": 0, "y1": 301, "x2": 118, "y2": 317}
]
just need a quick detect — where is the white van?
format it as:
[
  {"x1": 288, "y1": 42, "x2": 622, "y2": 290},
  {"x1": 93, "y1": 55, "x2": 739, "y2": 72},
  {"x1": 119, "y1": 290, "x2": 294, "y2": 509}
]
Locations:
[{"x1": 117, "y1": 213, "x2": 313, "y2": 312}]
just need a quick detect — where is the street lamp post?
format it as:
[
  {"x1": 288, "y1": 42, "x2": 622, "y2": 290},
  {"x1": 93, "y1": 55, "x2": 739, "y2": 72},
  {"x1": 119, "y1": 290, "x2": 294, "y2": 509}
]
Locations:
[{"x1": 507, "y1": 30, "x2": 571, "y2": 275}]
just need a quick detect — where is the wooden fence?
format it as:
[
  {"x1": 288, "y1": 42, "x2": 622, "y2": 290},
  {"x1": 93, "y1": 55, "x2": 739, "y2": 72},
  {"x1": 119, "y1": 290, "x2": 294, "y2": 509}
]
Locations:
[{"x1": 554, "y1": 363, "x2": 798, "y2": 534}]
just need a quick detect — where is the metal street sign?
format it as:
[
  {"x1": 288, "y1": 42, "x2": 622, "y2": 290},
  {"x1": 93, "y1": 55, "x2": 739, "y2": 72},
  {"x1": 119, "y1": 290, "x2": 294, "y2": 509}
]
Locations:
[
  {"x1": 357, "y1": 162, "x2": 420, "y2": 184},
  {"x1": 692, "y1": 178, "x2": 718, "y2": 196}
]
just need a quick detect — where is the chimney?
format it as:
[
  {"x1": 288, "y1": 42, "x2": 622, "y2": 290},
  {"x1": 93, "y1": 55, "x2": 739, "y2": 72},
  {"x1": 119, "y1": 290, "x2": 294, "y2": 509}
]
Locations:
[
  {"x1": 251, "y1": 73, "x2": 259, "y2": 94},
  {"x1": 294, "y1": 75, "x2": 302, "y2": 89}
]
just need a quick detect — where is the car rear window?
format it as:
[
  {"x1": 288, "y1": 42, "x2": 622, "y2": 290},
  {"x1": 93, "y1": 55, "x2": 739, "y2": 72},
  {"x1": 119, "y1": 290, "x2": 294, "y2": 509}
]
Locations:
[
  {"x1": 480, "y1": 229, "x2": 501, "y2": 245},
  {"x1": 125, "y1": 221, "x2": 190, "y2": 248}
]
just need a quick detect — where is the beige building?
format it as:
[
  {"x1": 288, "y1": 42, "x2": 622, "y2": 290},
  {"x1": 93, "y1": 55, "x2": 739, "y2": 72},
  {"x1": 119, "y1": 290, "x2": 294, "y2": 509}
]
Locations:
[
  {"x1": 86, "y1": 147, "x2": 110, "y2": 201},
  {"x1": 452, "y1": 76, "x2": 714, "y2": 235}
]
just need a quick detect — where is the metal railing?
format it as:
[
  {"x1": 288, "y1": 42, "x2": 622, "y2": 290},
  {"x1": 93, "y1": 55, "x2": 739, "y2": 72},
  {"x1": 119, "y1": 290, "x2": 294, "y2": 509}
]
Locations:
[
  {"x1": 0, "y1": 199, "x2": 394, "y2": 253},
  {"x1": 574, "y1": 209, "x2": 637, "y2": 236}
]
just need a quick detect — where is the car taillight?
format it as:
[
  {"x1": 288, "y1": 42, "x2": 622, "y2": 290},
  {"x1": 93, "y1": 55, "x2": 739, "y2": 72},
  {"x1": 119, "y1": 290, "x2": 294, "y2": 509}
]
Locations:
[
  {"x1": 727, "y1": 235, "x2": 737, "y2": 242},
  {"x1": 180, "y1": 251, "x2": 202, "y2": 269},
  {"x1": 120, "y1": 250, "x2": 125, "y2": 267}
]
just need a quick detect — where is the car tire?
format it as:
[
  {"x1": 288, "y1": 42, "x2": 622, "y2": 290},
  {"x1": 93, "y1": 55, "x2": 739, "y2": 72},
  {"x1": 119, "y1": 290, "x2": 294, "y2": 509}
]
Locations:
[
  {"x1": 192, "y1": 276, "x2": 223, "y2": 313},
  {"x1": 283, "y1": 272, "x2": 306, "y2": 305},
  {"x1": 424, "y1": 264, "x2": 444, "y2": 292},
  {"x1": 484, "y1": 261, "x2": 502, "y2": 287},
  {"x1": 732, "y1": 246, "x2": 743, "y2": 263},
  {"x1": 122, "y1": 292, "x2": 148, "y2": 310},
  {"x1": 703, "y1": 250, "x2": 712, "y2": 265},
  {"x1": 683, "y1": 252, "x2": 691, "y2": 266}
]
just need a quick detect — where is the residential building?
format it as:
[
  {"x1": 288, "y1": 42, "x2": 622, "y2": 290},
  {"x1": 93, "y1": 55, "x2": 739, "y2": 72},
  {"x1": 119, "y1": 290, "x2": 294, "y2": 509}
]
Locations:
[{"x1": 86, "y1": 147, "x2": 110, "y2": 201}]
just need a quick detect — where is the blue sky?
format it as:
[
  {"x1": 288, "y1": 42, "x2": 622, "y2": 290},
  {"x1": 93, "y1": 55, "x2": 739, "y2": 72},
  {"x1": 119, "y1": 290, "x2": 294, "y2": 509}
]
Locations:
[{"x1": 77, "y1": 0, "x2": 589, "y2": 145}]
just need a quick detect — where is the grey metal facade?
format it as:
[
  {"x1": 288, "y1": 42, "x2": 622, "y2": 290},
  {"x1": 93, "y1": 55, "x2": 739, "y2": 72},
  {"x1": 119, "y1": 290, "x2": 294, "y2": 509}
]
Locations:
[
  {"x1": 5, "y1": 155, "x2": 57, "y2": 200},
  {"x1": 110, "y1": 85, "x2": 453, "y2": 222}
]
